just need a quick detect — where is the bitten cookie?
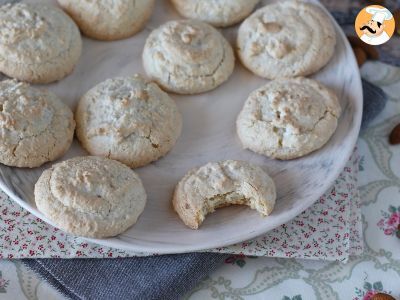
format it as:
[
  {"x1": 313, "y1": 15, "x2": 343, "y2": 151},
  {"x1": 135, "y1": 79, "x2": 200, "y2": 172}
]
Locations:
[
  {"x1": 143, "y1": 20, "x2": 235, "y2": 94},
  {"x1": 170, "y1": 0, "x2": 260, "y2": 27},
  {"x1": 237, "y1": 1, "x2": 336, "y2": 79},
  {"x1": 57, "y1": 0, "x2": 155, "y2": 41},
  {"x1": 0, "y1": 3, "x2": 82, "y2": 84},
  {"x1": 34, "y1": 156, "x2": 147, "y2": 238},
  {"x1": 0, "y1": 80, "x2": 75, "y2": 168},
  {"x1": 173, "y1": 160, "x2": 276, "y2": 229},
  {"x1": 236, "y1": 78, "x2": 341, "y2": 160},
  {"x1": 75, "y1": 75, "x2": 182, "y2": 168}
]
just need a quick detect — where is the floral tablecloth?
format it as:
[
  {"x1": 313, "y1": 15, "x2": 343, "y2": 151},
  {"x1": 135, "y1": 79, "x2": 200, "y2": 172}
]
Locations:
[
  {"x1": 186, "y1": 62, "x2": 400, "y2": 300},
  {"x1": 0, "y1": 0, "x2": 398, "y2": 296},
  {"x1": 0, "y1": 60, "x2": 398, "y2": 299}
]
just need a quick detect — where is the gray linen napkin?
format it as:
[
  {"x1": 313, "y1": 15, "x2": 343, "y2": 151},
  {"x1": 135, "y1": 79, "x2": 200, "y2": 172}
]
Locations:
[
  {"x1": 361, "y1": 79, "x2": 388, "y2": 129},
  {"x1": 25, "y1": 253, "x2": 226, "y2": 300}
]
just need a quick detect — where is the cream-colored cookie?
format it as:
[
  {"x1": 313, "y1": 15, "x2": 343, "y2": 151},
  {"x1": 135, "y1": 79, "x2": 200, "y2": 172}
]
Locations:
[
  {"x1": 0, "y1": 3, "x2": 82, "y2": 84},
  {"x1": 236, "y1": 78, "x2": 341, "y2": 160},
  {"x1": 173, "y1": 160, "x2": 276, "y2": 229},
  {"x1": 170, "y1": 0, "x2": 260, "y2": 27},
  {"x1": 34, "y1": 156, "x2": 147, "y2": 238},
  {"x1": 143, "y1": 20, "x2": 235, "y2": 94},
  {"x1": 0, "y1": 80, "x2": 75, "y2": 168},
  {"x1": 75, "y1": 75, "x2": 182, "y2": 168},
  {"x1": 57, "y1": 0, "x2": 155, "y2": 41},
  {"x1": 237, "y1": 1, "x2": 336, "y2": 79}
]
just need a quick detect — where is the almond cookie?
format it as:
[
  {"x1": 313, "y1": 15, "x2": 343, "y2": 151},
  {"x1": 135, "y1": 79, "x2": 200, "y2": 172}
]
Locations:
[
  {"x1": 236, "y1": 78, "x2": 341, "y2": 160},
  {"x1": 57, "y1": 0, "x2": 155, "y2": 41},
  {"x1": 173, "y1": 160, "x2": 276, "y2": 229},
  {"x1": 237, "y1": 1, "x2": 336, "y2": 79},
  {"x1": 35, "y1": 156, "x2": 147, "y2": 238},
  {"x1": 143, "y1": 20, "x2": 235, "y2": 94},
  {"x1": 170, "y1": 0, "x2": 260, "y2": 27},
  {"x1": 0, "y1": 80, "x2": 75, "y2": 168},
  {"x1": 0, "y1": 3, "x2": 82, "y2": 84},
  {"x1": 75, "y1": 75, "x2": 182, "y2": 168}
]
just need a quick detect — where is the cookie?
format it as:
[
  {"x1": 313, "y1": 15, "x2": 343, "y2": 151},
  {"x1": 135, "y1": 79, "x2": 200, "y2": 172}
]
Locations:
[
  {"x1": 57, "y1": 0, "x2": 155, "y2": 41},
  {"x1": 170, "y1": 0, "x2": 260, "y2": 27},
  {"x1": 0, "y1": 3, "x2": 82, "y2": 84},
  {"x1": 143, "y1": 20, "x2": 235, "y2": 94},
  {"x1": 173, "y1": 160, "x2": 276, "y2": 229},
  {"x1": 236, "y1": 78, "x2": 341, "y2": 160},
  {"x1": 0, "y1": 80, "x2": 75, "y2": 168},
  {"x1": 237, "y1": 1, "x2": 336, "y2": 79},
  {"x1": 75, "y1": 75, "x2": 182, "y2": 168},
  {"x1": 34, "y1": 156, "x2": 147, "y2": 238}
]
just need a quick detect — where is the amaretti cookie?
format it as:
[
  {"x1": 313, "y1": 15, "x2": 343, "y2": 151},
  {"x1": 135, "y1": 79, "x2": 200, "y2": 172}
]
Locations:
[
  {"x1": 170, "y1": 0, "x2": 260, "y2": 27},
  {"x1": 75, "y1": 75, "x2": 182, "y2": 168},
  {"x1": 34, "y1": 156, "x2": 147, "y2": 238},
  {"x1": 0, "y1": 80, "x2": 75, "y2": 168},
  {"x1": 57, "y1": 0, "x2": 155, "y2": 41},
  {"x1": 0, "y1": 3, "x2": 82, "y2": 84},
  {"x1": 236, "y1": 78, "x2": 341, "y2": 160},
  {"x1": 237, "y1": 1, "x2": 336, "y2": 79},
  {"x1": 173, "y1": 160, "x2": 276, "y2": 229},
  {"x1": 143, "y1": 20, "x2": 235, "y2": 94}
]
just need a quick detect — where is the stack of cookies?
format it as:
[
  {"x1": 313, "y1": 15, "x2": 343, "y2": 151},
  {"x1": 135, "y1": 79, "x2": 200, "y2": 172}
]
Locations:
[{"x1": 0, "y1": 0, "x2": 341, "y2": 237}]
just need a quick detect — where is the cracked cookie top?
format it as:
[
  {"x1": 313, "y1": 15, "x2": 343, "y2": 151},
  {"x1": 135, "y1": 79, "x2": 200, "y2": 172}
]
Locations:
[
  {"x1": 0, "y1": 3, "x2": 46, "y2": 45},
  {"x1": 143, "y1": 19, "x2": 235, "y2": 94},
  {"x1": 0, "y1": 80, "x2": 75, "y2": 168},
  {"x1": 57, "y1": 0, "x2": 155, "y2": 40},
  {"x1": 75, "y1": 75, "x2": 182, "y2": 168},
  {"x1": 34, "y1": 156, "x2": 147, "y2": 238},
  {"x1": 237, "y1": 1, "x2": 336, "y2": 79},
  {"x1": 0, "y1": 3, "x2": 82, "y2": 83},
  {"x1": 173, "y1": 160, "x2": 276, "y2": 229},
  {"x1": 170, "y1": 0, "x2": 260, "y2": 27},
  {"x1": 236, "y1": 77, "x2": 341, "y2": 160}
]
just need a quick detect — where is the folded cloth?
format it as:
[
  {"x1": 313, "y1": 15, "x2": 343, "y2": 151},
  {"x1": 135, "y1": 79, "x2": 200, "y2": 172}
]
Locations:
[
  {"x1": 25, "y1": 253, "x2": 226, "y2": 300},
  {"x1": 210, "y1": 148, "x2": 363, "y2": 261},
  {"x1": 0, "y1": 145, "x2": 360, "y2": 261},
  {"x1": 361, "y1": 79, "x2": 388, "y2": 129}
]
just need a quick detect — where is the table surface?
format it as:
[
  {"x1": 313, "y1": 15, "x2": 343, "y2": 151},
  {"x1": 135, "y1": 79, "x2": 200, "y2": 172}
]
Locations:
[
  {"x1": 0, "y1": 61, "x2": 398, "y2": 300},
  {"x1": 0, "y1": 0, "x2": 399, "y2": 297}
]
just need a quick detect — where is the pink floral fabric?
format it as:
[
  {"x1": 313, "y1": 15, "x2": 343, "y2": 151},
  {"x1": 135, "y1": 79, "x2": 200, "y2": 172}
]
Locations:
[
  {"x1": 377, "y1": 206, "x2": 400, "y2": 238},
  {"x1": 211, "y1": 149, "x2": 363, "y2": 261},
  {"x1": 353, "y1": 281, "x2": 391, "y2": 300},
  {"x1": 0, "y1": 150, "x2": 362, "y2": 261}
]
